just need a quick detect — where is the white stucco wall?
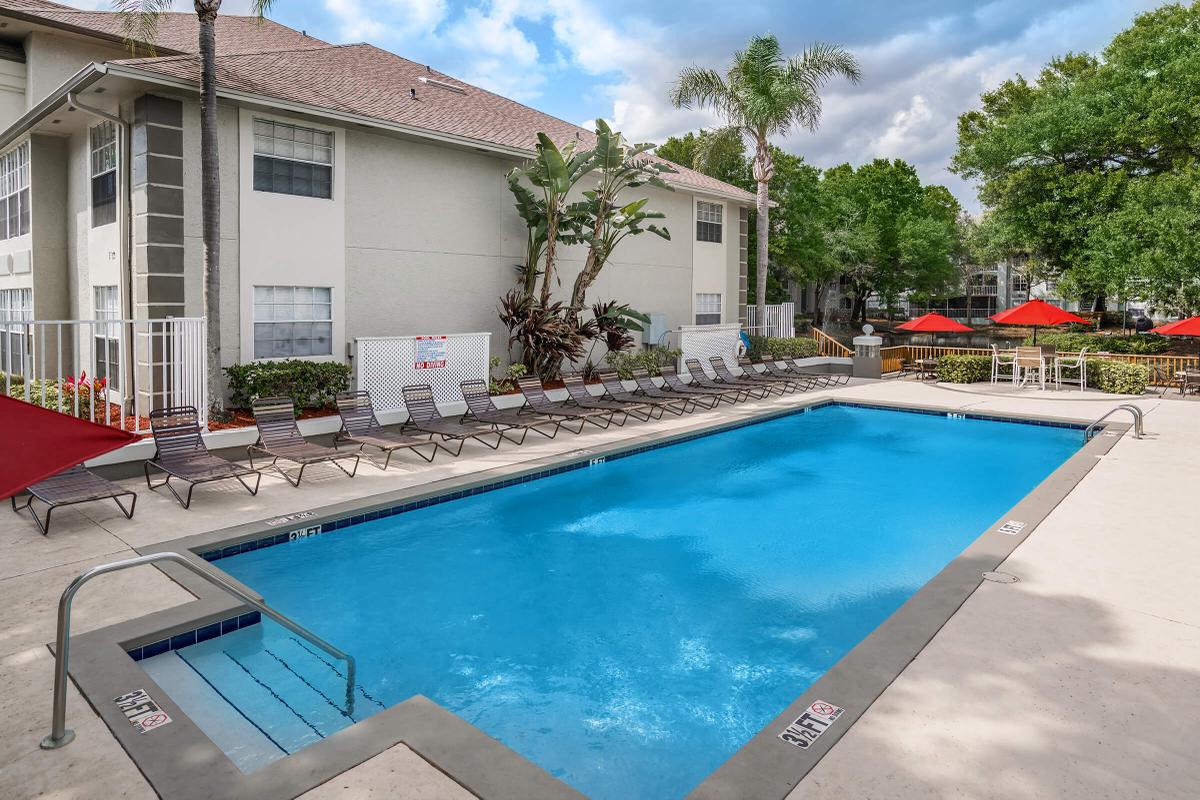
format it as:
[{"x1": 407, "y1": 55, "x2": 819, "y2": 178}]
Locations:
[
  {"x1": 689, "y1": 197, "x2": 730, "y2": 324},
  {"x1": 0, "y1": 58, "x2": 26, "y2": 131},
  {"x1": 22, "y1": 30, "x2": 125, "y2": 110}
]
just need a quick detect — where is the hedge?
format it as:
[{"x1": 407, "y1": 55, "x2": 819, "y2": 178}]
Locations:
[
  {"x1": 225, "y1": 360, "x2": 351, "y2": 410},
  {"x1": 935, "y1": 353, "x2": 1147, "y2": 394},
  {"x1": 1023, "y1": 332, "x2": 1170, "y2": 355},
  {"x1": 935, "y1": 354, "x2": 992, "y2": 384},
  {"x1": 604, "y1": 348, "x2": 682, "y2": 380},
  {"x1": 746, "y1": 335, "x2": 819, "y2": 361}
]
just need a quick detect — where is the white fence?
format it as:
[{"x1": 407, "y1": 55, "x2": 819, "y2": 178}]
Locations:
[
  {"x1": 678, "y1": 323, "x2": 742, "y2": 375},
  {"x1": 745, "y1": 302, "x2": 796, "y2": 338},
  {"x1": 1, "y1": 317, "x2": 207, "y2": 432},
  {"x1": 353, "y1": 332, "x2": 491, "y2": 411}
]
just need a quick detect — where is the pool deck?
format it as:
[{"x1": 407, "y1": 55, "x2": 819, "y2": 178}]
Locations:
[{"x1": 1, "y1": 378, "x2": 1198, "y2": 799}]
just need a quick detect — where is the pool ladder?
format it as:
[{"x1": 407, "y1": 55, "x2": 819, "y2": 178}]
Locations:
[
  {"x1": 39, "y1": 551, "x2": 356, "y2": 750},
  {"x1": 1084, "y1": 404, "x2": 1144, "y2": 443}
]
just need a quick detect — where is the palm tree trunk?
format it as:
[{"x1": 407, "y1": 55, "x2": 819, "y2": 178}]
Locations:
[
  {"x1": 198, "y1": 6, "x2": 222, "y2": 414},
  {"x1": 754, "y1": 178, "x2": 769, "y2": 329}
]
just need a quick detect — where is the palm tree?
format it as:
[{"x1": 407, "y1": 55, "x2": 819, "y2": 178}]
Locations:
[
  {"x1": 670, "y1": 35, "x2": 860, "y2": 329},
  {"x1": 116, "y1": 1, "x2": 275, "y2": 415}
]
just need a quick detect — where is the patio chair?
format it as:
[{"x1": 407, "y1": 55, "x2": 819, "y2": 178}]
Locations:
[
  {"x1": 400, "y1": 384, "x2": 508, "y2": 455},
  {"x1": 684, "y1": 358, "x2": 768, "y2": 400},
  {"x1": 1014, "y1": 346, "x2": 1047, "y2": 390},
  {"x1": 991, "y1": 344, "x2": 1016, "y2": 384},
  {"x1": 659, "y1": 364, "x2": 742, "y2": 406},
  {"x1": 741, "y1": 356, "x2": 812, "y2": 392},
  {"x1": 248, "y1": 397, "x2": 360, "y2": 487},
  {"x1": 709, "y1": 356, "x2": 788, "y2": 396},
  {"x1": 598, "y1": 371, "x2": 689, "y2": 416},
  {"x1": 11, "y1": 465, "x2": 136, "y2": 535},
  {"x1": 629, "y1": 368, "x2": 699, "y2": 413},
  {"x1": 759, "y1": 354, "x2": 824, "y2": 390},
  {"x1": 1053, "y1": 348, "x2": 1087, "y2": 392},
  {"x1": 1180, "y1": 369, "x2": 1200, "y2": 397},
  {"x1": 334, "y1": 391, "x2": 440, "y2": 469},
  {"x1": 777, "y1": 356, "x2": 850, "y2": 387},
  {"x1": 459, "y1": 379, "x2": 561, "y2": 443},
  {"x1": 516, "y1": 375, "x2": 614, "y2": 432},
  {"x1": 562, "y1": 374, "x2": 650, "y2": 424},
  {"x1": 144, "y1": 406, "x2": 262, "y2": 508}
]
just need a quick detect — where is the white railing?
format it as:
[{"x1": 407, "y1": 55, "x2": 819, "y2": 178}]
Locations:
[
  {"x1": 1, "y1": 317, "x2": 207, "y2": 433},
  {"x1": 678, "y1": 323, "x2": 742, "y2": 374},
  {"x1": 352, "y1": 332, "x2": 491, "y2": 410},
  {"x1": 745, "y1": 302, "x2": 795, "y2": 338}
]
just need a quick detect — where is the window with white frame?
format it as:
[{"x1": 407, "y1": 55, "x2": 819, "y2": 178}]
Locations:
[
  {"x1": 1011, "y1": 272, "x2": 1029, "y2": 294},
  {"x1": 696, "y1": 201, "x2": 723, "y2": 243},
  {"x1": 695, "y1": 293, "x2": 722, "y2": 325},
  {"x1": 252, "y1": 119, "x2": 333, "y2": 199},
  {"x1": 253, "y1": 286, "x2": 332, "y2": 358},
  {"x1": 91, "y1": 122, "x2": 118, "y2": 228},
  {"x1": 0, "y1": 142, "x2": 30, "y2": 241},
  {"x1": 0, "y1": 287, "x2": 32, "y2": 375},
  {"x1": 93, "y1": 285, "x2": 120, "y2": 390}
]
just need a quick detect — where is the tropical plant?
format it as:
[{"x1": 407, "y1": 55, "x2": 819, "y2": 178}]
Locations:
[
  {"x1": 487, "y1": 356, "x2": 527, "y2": 394},
  {"x1": 670, "y1": 34, "x2": 861, "y2": 327},
  {"x1": 497, "y1": 289, "x2": 589, "y2": 382},
  {"x1": 115, "y1": 0, "x2": 277, "y2": 415}
]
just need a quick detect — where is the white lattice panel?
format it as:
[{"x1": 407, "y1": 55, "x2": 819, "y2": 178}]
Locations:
[
  {"x1": 354, "y1": 333, "x2": 491, "y2": 411},
  {"x1": 679, "y1": 323, "x2": 742, "y2": 376}
]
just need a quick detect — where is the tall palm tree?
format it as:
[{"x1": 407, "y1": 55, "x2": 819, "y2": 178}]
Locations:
[
  {"x1": 670, "y1": 35, "x2": 860, "y2": 329},
  {"x1": 116, "y1": 1, "x2": 275, "y2": 415}
]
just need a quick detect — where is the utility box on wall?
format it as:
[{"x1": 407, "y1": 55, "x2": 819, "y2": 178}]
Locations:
[{"x1": 642, "y1": 313, "x2": 668, "y2": 347}]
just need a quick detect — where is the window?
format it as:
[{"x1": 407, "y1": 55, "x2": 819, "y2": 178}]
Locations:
[
  {"x1": 0, "y1": 142, "x2": 29, "y2": 241},
  {"x1": 93, "y1": 285, "x2": 120, "y2": 390},
  {"x1": 90, "y1": 122, "x2": 118, "y2": 228},
  {"x1": 253, "y1": 119, "x2": 333, "y2": 199},
  {"x1": 0, "y1": 287, "x2": 32, "y2": 375},
  {"x1": 695, "y1": 293, "x2": 722, "y2": 325},
  {"x1": 253, "y1": 285, "x2": 332, "y2": 358},
  {"x1": 696, "y1": 201, "x2": 722, "y2": 243}
]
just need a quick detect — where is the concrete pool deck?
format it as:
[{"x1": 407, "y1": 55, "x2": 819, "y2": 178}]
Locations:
[{"x1": 1, "y1": 378, "x2": 1197, "y2": 799}]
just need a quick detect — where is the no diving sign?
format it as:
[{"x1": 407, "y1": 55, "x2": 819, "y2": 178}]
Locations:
[
  {"x1": 114, "y1": 688, "x2": 172, "y2": 734},
  {"x1": 779, "y1": 700, "x2": 844, "y2": 750}
]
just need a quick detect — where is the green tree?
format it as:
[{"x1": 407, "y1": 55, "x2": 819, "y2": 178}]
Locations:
[
  {"x1": 657, "y1": 129, "x2": 749, "y2": 187},
  {"x1": 670, "y1": 34, "x2": 860, "y2": 328},
  {"x1": 116, "y1": 0, "x2": 275, "y2": 414}
]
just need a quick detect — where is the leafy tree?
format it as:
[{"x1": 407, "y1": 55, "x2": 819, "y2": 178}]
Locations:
[
  {"x1": 116, "y1": 0, "x2": 275, "y2": 414},
  {"x1": 656, "y1": 129, "x2": 749, "y2": 188},
  {"x1": 767, "y1": 148, "x2": 833, "y2": 319},
  {"x1": 670, "y1": 34, "x2": 861, "y2": 328}
]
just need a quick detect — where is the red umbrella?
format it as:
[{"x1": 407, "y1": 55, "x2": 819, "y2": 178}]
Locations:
[
  {"x1": 897, "y1": 312, "x2": 973, "y2": 333},
  {"x1": 990, "y1": 299, "x2": 1089, "y2": 343},
  {"x1": 1151, "y1": 316, "x2": 1200, "y2": 336},
  {"x1": 0, "y1": 395, "x2": 137, "y2": 499}
]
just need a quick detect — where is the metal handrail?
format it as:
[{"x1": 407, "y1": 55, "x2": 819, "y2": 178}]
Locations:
[
  {"x1": 1084, "y1": 404, "x2": 1144, "y2": 442},
  {"x1": 40, "y1": 551, "x2": 355, "y2": 750}
]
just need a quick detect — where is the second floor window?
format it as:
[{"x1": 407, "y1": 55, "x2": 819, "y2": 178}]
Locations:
[
  {"x1": 696, "y1": 201, "x2": 722, "y2": 243},
  {"x1": 91, "y1": 122, "x2": 118, "y2": 227},
  {"x1": 0, "y1": 142, "x2": 29, "y2": 241},
  {"x1": 253, "y1": 119, "x2": 333, "y2": 199}
]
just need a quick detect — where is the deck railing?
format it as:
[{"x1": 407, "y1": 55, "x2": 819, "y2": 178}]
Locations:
[{"x1": 810, "y1": 327, "x2": 852, "y2": 357}]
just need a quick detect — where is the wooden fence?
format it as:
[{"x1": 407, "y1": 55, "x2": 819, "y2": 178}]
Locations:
[{"x1": 810, "y1": 328, "x2": 852, "y2": 357}]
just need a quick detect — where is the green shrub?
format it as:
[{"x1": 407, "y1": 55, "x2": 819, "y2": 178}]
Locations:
[
  {"x1": 746, "y1": 335, "x2": 819, "y2": 361},
  {"x1": 1086, "y1": 359, "x2": 1149, "y2": 395},
  {"x1": 5, "y1": 375, "x2": 105, "y2": 418},
  {"x1": 936, "y1": 354, "x2": 992, "y2": 383},
  {"x1": 488, "y1": 356, "x2": 526, "y2": 394},
  {"x1": 225, "y1": 360, "x2": 351, "y2": 410},
  {"x1": 1024, "y1": 332, "x2": 1170, "y2": 354},
  {"x1": 604, "y1": 348, "x2": 682, "y2": 379}
]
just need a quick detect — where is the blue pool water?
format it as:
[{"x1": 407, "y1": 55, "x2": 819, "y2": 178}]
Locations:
[{"x1": 161, "y1": 405, "x2": 1080, "y2": 798}]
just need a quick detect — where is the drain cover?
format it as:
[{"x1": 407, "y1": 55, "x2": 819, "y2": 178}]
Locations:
[{"x1": 982, "y1": 571, "x2": 1019, "y2": 584}]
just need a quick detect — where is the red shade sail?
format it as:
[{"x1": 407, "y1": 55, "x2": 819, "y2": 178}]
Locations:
[
  {"x1": 897, "y1": 312, "x2": 973, "y2": 333},
  {"x1": 1151, "y1": 316, "x2": 1200, "y2": 336},
  {"x1": 0, "y1": 396, "x2": 137, "y2": 499},
  {"x1": 990, "y1": 299, "x2": 1090, "y2": 327}
]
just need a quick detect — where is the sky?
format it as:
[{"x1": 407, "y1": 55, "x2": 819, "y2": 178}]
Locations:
[{"x1": 69, "y1": 0, "x2": 1168, "y2": 211}]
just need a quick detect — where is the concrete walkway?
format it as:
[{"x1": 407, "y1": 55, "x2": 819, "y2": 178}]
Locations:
[{"x1": 0, "y1": 379, "x2": 1196, "y2": 799}]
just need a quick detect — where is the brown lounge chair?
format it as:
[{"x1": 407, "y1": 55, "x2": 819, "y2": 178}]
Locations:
[
  {"x1": 459, "y1": 380, "x2": 561, "y2": 443},
  {"x1": 249, "y1": 396, "x2": 360, "y2": 486},
  {"x1": 12, "y1": 465, "x2": 136, "y2": 535},
  {"x1": 683, "y1": 358, "x2": 766, "y2": 400},
  {"x1": 659, "y1": 364, "x2": 742, "y2": 406},
  {"x1": 144, "y1": 406, "x2": 262, "y2": 508},
  {"x1": 401, "y1": 384, "x2": 508, "y2": 455},
  {"x1": 517, "y1": 375, "x2": 614, "y2": 432},
  {"x1": 334, "y1": 391, "x2": 440, "y2": 469},
  {"x1": 756, "y1": 355, "x2": 822, "y2": 391},
  {"x1": 736, "y1": 356, "x2": 802, "y2": 392},
  {"x1": 703, "y1": 357, "x2": 782, "y2": 397},
  {"x1": 629, "y1": 368, "x2": 702, "y2": 413},
  {"x1": 563, "y1": 374, "x2": 651, "y2": 424},
  {"x1": 598, "y1": 371, "x2": 688, "y2": 416},
  {"x1": 781, "y1": 355, "x2": 850, "y2": 386}
]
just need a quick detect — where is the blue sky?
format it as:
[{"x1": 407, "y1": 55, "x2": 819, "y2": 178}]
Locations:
[{"x1": 73, "y1": 1, "x2": 1166, "y2": 210}]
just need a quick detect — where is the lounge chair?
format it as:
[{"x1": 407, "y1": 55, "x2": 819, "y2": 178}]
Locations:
[
  {"x1": 12, "y1": 465, "x2": 136, "y2": 535},
  {"x1": 460, "y1": 379, "x2": 561, "y2": 443},
  {"x1": 598, "y1": 371, "x2": 688, "y2": 416},
  {"x1": 708, "y1": 356, "x2": 787, "y2": 396},
  {"x1": 144, "y1": 406, "x2": 262, "y2": 508},
  {"x1": 401, "y1": 384, "x2": 508, "y2": 455},
  {"x1": 758, "y1": 354, "x2": 823, "y2": 390},
  {"x1": 249, "y1": 397, "x2": 360, "y2": 487},
  {"x1": 659, "y1": 364, "x2": 742, "y2": 406},
  {"x1": 778, "y1": 355, "x2": 850, "y2": 386},
  {"x1": 683, "y1": 358, "x2": 767, "y2": 400},
  {"x1": 736, "y1": 356, "x2": 802, "y2": 392},
  {"x1": 516, "y1": 376, "x2": 614, "y2": 432},
  {"x1": 562, "y1": 374, "x2": 650, "y2": 424},
  {"x1": 629, "y1": 368, "x2": 701, "y2": 413},
  {"x1": 334, "y1": 391, "x2": 440, "y2": 469}
]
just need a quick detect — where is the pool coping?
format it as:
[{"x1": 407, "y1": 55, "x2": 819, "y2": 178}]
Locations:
[{"x1": 58, "y1": 396, "x2": 1127, "y2": 800}]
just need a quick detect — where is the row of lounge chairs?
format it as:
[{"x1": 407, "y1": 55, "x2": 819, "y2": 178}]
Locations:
[{"x1": 10, "y1": 355, "x2": 846, "y2": 533}]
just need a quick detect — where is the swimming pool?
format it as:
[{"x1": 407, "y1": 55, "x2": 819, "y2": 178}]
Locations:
[{"x1": 142, "y1": 403, "x2": 1082, "y2": 799}]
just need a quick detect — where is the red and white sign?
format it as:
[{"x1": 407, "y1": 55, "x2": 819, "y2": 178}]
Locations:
[{"x1": 414, "y1": 336, "x2": 447, "y2": 369}]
